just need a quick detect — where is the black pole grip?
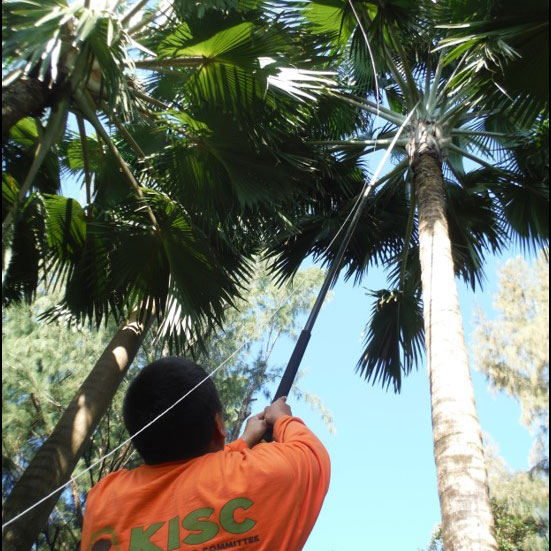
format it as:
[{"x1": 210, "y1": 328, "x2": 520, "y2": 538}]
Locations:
[{"x1": 263, "y1": 329, "x2": 311, "y2": 442}]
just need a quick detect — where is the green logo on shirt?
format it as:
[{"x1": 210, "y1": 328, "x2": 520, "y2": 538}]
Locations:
[
  {"x1": 88, "y1": 526, "x2": 120, "y2": 551},
  {"x1": 128, "y1": 498, "x2": 257, "y2": 551}
]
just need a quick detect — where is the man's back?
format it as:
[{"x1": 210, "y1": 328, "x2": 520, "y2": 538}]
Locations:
[{"x1": 81, "y1": 415, "x2": 330, "y2": 551}]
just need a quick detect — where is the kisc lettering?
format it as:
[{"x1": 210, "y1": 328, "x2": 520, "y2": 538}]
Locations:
[{"x1": 129, "y1": 498, "x2": 257, "y2": 551}]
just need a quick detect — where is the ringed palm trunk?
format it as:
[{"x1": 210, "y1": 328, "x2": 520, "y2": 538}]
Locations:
[
  {"x1": 2, "y1": 309, "x2": 151, "y2": 551},
  {"x1": 413, "y1": 149, "x2": 497, "y2": 551}
]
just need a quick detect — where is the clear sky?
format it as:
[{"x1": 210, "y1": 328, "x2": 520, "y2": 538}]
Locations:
[{"x1": 60, "y1": 124, "x2": 535, "y2": 551}]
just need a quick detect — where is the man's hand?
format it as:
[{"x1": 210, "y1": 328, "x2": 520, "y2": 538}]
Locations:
[
  {"x1": 264, "y1": 396, "x2": 293, "y2": 426},
  {"x1": 241, "y1": 413, "x2": 269, "y2": 448}
]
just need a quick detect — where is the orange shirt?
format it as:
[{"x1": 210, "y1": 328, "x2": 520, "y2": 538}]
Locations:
[{"x1": 81, "y1": 416, "x2": 330, "y2": 551}]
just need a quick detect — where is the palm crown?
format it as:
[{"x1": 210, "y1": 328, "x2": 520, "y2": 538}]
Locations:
[
  {"x1": 264, "y1": 2, "x2": 548, "y2": 549},
  {"x1": 267, "y1": 0, "x2": 549, "y2": 391}
]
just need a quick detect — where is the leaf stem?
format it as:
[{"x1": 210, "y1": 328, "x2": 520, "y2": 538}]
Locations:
[
  {"x1": 347, "y1": 94, "x2": 406, "y2": 122},
  {"x1": 134, "y1": 57, "x2": 206, "y2": 69},
  {"x1": 399, "y1": 174, "x2": 416, "y2": 287},
  {"x1": 426, "y1": 51, "x2": 445, "y2": 115},
  {"x1": 309, "y1": 138, "x2": 404, "y2": 147},
  {"x1": 347, "y1": 0, "x2": 380, "y2": 105},
  {"x1": 447, "y1": 142, "x2": 505, "y2": 172},
  {"x1": 121, "y1": 0, "x2": 148, "y2": 25},
  {"x1": 451, "y1": 130, "x2": 511, "y2": 138},
  {"x1": 388, "y1": 25, "x2": 419, "y2": 106},
  {"x1": 333, "y1": 93, "x2": 405, "y2": 126},
  {"x1": 133, "y1": 89, "x2": 173, "y2": 111},
  {"x1": 74, "y1": 90, "x2": 159, "y2": 230},
  {"x1": 2, "y1": 99, "x2": 69, "y2": 232},
  {"x1": 76, "y1": 115, "x2": 92, "y2": 205}
]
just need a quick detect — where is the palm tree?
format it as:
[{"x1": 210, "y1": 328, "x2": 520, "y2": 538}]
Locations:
[
  {"x1": 266, "y1": 1, "x2": 548, "y2": 550},
  {"x1": 2, "y1": 1, "x2": 358, "y2": 548}
]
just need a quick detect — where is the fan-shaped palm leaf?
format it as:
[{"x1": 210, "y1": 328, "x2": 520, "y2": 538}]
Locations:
[{"x1": 4, "y1": 118, "x2": 61, "y2": 195}]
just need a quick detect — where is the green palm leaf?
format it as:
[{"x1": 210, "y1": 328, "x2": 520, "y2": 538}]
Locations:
[
  {"x1": 39, "y1": 185, "x2": 253, "y2": 352},
  {"x1": 61, "y1": 133, "x2": 103, "y2": 177},
  {"x1": 42, "y1": 194, "x2": 87, "y2": 293},
  {"x1": 357, "y1": 286, "x2": 425, "y2": 393},
  {"x1": 4, "y1": 118, "x2": 61, "y2": 195},
  {"x1": 2, "y1": 177, "x2": 46, "y2": 303},
  {"x1": 302, "y1": 0, "x2": 357, "y2": 45},
  {"x1": 437, "y1": 0, "x2": 549, "y2": 125},
  {"x1": 267, "y1": 156, "x2": 411, "y2": 284},
  {"x1": 147, "y1": 14, "x2": 280, "y2": 111},
  {"x1": 445, "y1": 181, "x2": 507, "y2": 290}
]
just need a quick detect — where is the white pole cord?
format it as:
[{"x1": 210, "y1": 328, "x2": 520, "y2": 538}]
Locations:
[{"x1": 2, "y1": 106, "x2": 417, "y2": 531}]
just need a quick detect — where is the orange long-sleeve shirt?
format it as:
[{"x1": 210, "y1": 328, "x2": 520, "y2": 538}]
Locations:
[{"x1": 81, "y1": 415, "x2": 330, "y2": 551}]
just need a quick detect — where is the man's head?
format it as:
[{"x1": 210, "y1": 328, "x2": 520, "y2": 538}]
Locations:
[{"x1": 123, "y1": 357, "x2": 225, "y2": 465}]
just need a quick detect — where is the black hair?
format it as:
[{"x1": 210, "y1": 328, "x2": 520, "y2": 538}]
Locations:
[{"x1": 123, "y1": 357, "x2": 222, "y2": 465}]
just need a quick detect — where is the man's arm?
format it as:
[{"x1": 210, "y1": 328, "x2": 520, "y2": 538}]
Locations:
[
  {"x1": 232, "y1": 398, "x2": 331, "y2": 550},
  {"x1": 237, "y1": 397, "x2": 330, "y2": 475},
  {"x1": 265, "y1": 398, "x2": 331, "y2": 492}
]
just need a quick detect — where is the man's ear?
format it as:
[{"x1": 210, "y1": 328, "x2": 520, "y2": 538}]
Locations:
[{"x1": 214, "y1": 412, "x2": 226, "y2": 443}]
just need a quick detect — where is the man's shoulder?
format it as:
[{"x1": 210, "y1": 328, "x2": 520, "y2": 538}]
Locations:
[{"x1": 88, "y1": 468, "x2": 131, "y2": 499}]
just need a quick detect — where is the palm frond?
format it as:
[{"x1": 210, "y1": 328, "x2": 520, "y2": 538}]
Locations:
[
  {"x1": 3, "y1": 118, "x2": 61, "y2": 195},
  {"x1": 436, "y1": 0, "x2": 549, "y2": 125},
  {"x1": 357, "y1": 285, "x2": 425, "y2": 393},
  {"x1": 2, "y1": 178, "x2": 46, "y2": 304},
  {"x1": 445, "y1": 179, "x2": 508, "y2": 290},
  {"x1": 42, "y1": 194, "x2": 87, "y2": 294},
  {"x1": 266, "y1": 157, "x2": 411, "y2": 285}
]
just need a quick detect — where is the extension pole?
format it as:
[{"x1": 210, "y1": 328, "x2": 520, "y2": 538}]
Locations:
[{"x1": 264, "y1": 105, "x2": 418, "y2": 440}]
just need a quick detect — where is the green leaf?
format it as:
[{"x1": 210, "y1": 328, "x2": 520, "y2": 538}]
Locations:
[
  {"x1": 63, "y1": 135, "x2": 103, "y2": 175},
  {"x1": 8, "y1": 117, "x2": 39, "y2": 148},
  {"x1": 445, "y1": 181, "x2": 507, "y2": 291},
  {"x1": 356, "y1": 286, "x2": 425, "y2": 393},
  {"x1": 159, "y1": 21, "x2": 255, "y2": 60},
  {"x1": 3, "y1": 118, "x2": 62, "y2": 196},
  {"x1": 43, "y1": 194, "x2": 87, "y2": 267},
  {"x1": 303, "y1": 0, "x2": 356, "y2": 44},
  {"x1": 2, "y1": 179, "x2": 46, "y2": 304}
]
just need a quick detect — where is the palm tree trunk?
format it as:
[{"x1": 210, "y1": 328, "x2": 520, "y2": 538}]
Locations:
[
  {"x1": 2, "y1": 310, "x2": 151, "y2": 551},
  {"x1": 413, "y1": 150, "x2": 497, "y2": 551},
  {"x1": 2, "y1": 77, "x2": 52, "y2": 144}
]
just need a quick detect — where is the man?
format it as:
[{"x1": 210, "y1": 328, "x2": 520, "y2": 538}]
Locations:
[{"x1": 81, "y1": 357, "x2": 330, "y2": 551}]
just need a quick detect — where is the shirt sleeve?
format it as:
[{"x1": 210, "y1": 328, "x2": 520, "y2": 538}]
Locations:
[
  {"x1": 272, "y1": 415, "x2": 331, "y2": 495},
  {"x1": 224, "y1": 438, "x2": 249, "y2": 452},
  {"x1": 246, "y1": 415, "x2": 331, "y2": 549}
]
